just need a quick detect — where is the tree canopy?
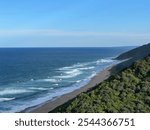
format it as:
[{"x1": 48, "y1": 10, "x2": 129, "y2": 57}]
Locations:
[{"x1": 51, "y1": 55, "x2": 150, "y2": 113}]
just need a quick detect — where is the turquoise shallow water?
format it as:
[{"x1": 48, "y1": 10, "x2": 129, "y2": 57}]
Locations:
[{"x1": 0, "y1": 47, "x2": 134, "y2": 112}]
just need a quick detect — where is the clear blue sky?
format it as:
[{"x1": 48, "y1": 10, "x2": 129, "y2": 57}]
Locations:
[{"x1": 0, "y1": 0, "x2": 150, "y2": 47}]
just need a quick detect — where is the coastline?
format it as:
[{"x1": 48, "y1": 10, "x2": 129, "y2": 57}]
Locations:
[{"x1": 22, "y1": 65, "x2": 114, "y2": 113}]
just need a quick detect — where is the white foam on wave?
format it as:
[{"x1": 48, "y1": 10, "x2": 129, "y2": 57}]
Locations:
[
  {"x1": 53, "y1": 84, "x2": 59, "y2": 86},
  {"x1": 56, "y1": 58, "x2": 114, "y2": 80},
  {"x1": 54, "y1": 73, "x2": 82, "y2": 79},
  {"x1": 0, "y1": 89, "x2": 34, "y2": 96},
  {"x1": 40, "y1": 79, "x2": 57, "y2": 82},
  {"x1": 57, "y1": 62, "x2": 95, "y2": 79},
  {"x1": 58, "y1": 62, "x2": 92, "y2": 71},
  {"x1": 76, "y1": 80, "x2": 81, "y2": 83},
  {"x1": 29, "y1": 87, "x2": 48, "y2": 91},
  {"x1": 37, "y1": 78, "x2": 62, "y2": 83},
  {"x1": 59, "y1": 58, "x2": 114, "y2": 72},
  {"x1": 78, "y1": 66, "x2": 95, "y2": 70},
  {"x1": 54, "y1": 69, "x2": 82, "y2": 79},
  {"x1": 64, "y1": 69, "x2": 80, "y2": 74},
  {"x1": 96, "y1": 59, "x2": 114, "y2": 64},
  {"x1": 0, "y1": 98, "x2": 15, "y2": 102}
]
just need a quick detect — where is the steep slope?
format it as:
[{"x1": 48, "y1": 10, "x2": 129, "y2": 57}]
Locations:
[
  {"x1": 111, "y1": 43, "x2": 150, "y2": 74},
  {"x1": 51, "y1": 55, "x2": 150, "y2": 113},
  {"x1": 116, "y1": 43, "x2": 150, "y2": 60}
]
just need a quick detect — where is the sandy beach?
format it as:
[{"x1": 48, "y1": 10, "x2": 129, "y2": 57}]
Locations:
[{"x1": 22, "y1": 65, "x2": 113, "y2": 113}]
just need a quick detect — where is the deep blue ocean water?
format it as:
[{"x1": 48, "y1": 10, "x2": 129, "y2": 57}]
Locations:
[{"x1": 0, "y1": 47, "x2": 134, "y2": 112}]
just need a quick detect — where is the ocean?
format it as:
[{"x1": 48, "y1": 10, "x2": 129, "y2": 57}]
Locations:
[{"x1": 0, "y1": 47, "x2": 134, "y2": 112}]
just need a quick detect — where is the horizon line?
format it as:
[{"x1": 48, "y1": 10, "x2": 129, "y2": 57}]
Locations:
[{"x1": 0, "y1": 45, "x2": 137, "y2": 48}]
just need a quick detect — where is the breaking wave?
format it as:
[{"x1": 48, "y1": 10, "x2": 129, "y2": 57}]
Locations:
[{"x1": 0, "y1": 98, "x2": 15, "y2": 102}]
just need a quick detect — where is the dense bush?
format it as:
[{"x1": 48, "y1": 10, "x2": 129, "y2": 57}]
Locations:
[{"x1": 51, "y1": 55, "x2": 150, "y2": 113}]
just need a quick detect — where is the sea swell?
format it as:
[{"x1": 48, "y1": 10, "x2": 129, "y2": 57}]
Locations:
[{"x1": 0, "y1": 58, "x2": 117, "y2": 112}]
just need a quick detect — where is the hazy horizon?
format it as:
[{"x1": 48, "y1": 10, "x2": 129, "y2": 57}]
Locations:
[{"x1": 0, "y1": 45, "x2": 137, "y2": 48}]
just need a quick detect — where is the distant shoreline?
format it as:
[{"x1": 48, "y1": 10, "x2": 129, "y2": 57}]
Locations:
[
  {"x1": 21, "y1": 65, "x2": 114, "y2": 113},
  {"x1": 16, "y1": 43, "x2": 150, "y2": 113}
]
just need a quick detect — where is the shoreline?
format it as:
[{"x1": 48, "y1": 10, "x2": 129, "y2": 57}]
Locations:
[{"x1": 21, "y1": 65, "x2": 114, "y2": 113}]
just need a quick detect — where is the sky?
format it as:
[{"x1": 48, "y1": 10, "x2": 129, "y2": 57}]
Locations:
[{"x1": 0, "y1": 0, "x2": 150, "y2": 47}]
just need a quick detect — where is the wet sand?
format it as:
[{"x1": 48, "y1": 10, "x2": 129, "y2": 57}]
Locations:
[{"x1": 22, "y1": 66, "x2": 113, "y2": 113}]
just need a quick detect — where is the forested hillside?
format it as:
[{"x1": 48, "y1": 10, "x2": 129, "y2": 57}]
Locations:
[
  {"x1": 51, "y1": 55, "x2": 150, "y2": 113},
  {"x1": 116, "y1": 43, "x2": 150, "y2": 60}
]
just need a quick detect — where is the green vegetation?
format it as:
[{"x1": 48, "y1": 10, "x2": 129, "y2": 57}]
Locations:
[
  {"x1": 116, "y1": 43, "x2": 150, "y2": 60},
  {"x1": 51, "y1": 55, "x2": 150, "y2": 113}
]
